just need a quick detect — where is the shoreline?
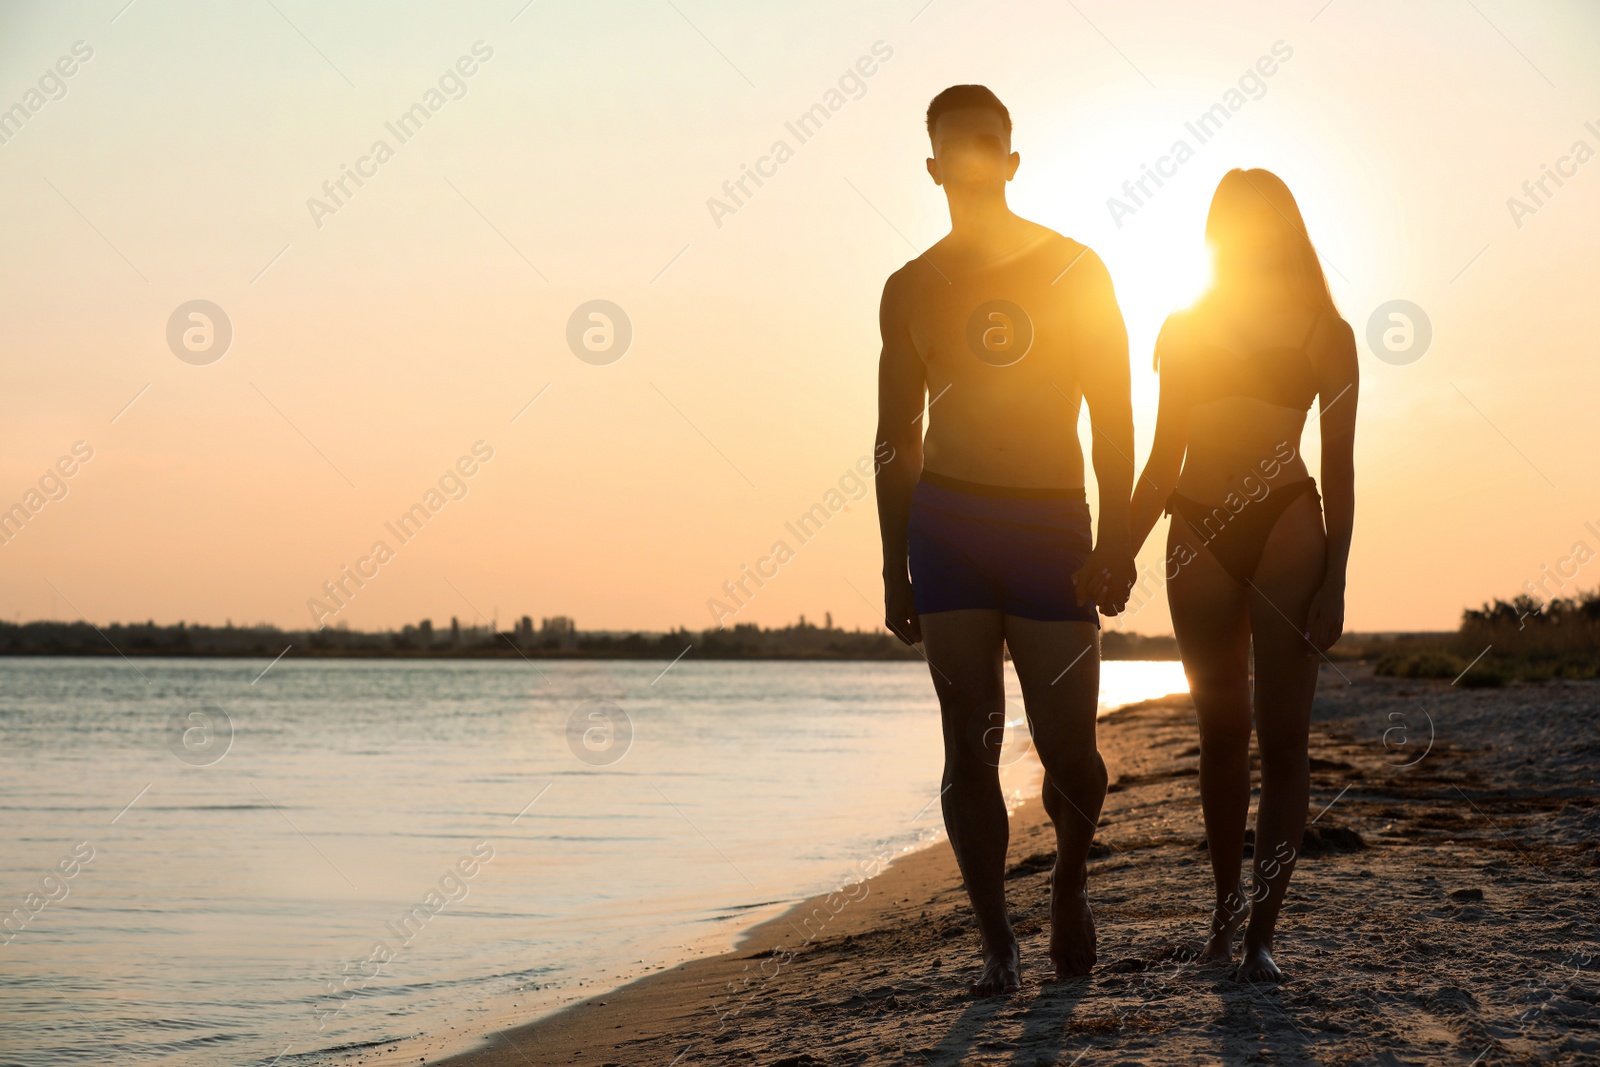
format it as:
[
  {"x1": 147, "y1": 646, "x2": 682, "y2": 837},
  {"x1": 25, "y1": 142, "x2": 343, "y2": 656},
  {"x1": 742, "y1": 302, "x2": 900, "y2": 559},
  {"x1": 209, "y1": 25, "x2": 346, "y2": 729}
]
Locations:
[
  {"x1": 332, "y1": 697, "x2": 1146, "y2": 1067},
  {"x1": 386, "y1": 698, "x2": 1162, "y2": 1067},
  {"x1": 327, "y1": 725, "x2": 1053, "y2": 1067},
  {"x1": 403, "y1": 667, "x2": 1598, "y2": 1066}
]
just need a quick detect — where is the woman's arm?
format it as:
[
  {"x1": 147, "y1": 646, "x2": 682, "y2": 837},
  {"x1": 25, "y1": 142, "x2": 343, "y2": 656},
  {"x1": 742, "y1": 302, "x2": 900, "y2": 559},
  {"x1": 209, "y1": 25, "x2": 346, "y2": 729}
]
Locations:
[
  {"x1": 1129, "y1": 318, "x2": 1189, "y2": 556},
  {"x1": 875, "y1": 272, "x2": 926, "y2": 645},
  {"x1": 1306, "y1": 315, "x2": 1359, "y2": 650}
]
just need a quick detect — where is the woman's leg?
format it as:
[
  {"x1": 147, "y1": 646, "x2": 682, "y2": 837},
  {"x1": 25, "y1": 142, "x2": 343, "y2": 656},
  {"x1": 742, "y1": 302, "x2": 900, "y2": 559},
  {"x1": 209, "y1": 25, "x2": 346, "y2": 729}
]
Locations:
[
  {"x1": 1239, "y1": 493, "x2": 1328, "y2": 981},
  {"x1": 1165, "y1": 525, "x2": 1255, "y2": 960}
]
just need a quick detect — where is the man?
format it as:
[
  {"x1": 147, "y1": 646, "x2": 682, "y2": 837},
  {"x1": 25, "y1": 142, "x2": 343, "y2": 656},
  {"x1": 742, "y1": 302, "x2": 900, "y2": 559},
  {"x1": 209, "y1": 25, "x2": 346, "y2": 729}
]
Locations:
[{"x1": 874, "y1": 85, "x2": 1137, "y2": 994}]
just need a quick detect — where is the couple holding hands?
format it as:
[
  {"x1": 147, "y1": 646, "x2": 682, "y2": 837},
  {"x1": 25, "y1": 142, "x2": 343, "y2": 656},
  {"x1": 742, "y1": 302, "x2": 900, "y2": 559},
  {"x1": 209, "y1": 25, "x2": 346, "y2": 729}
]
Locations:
[{"x1": 874, "y1": 85, "x2": 1358, "y2": 992}]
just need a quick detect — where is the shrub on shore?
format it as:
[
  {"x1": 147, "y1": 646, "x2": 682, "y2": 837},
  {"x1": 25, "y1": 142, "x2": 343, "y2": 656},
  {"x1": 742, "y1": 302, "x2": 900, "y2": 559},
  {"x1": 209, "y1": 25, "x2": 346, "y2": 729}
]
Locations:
[
  {"x1": 1361, "y1": 588, "x2": 1599, "y2": 685},
  {"x1": 1459, "y1": 589, "x2": 1599, "y2": 682},
  {"x1": 1374, "y1": 649, "x2": 1464, "y2": 679}
]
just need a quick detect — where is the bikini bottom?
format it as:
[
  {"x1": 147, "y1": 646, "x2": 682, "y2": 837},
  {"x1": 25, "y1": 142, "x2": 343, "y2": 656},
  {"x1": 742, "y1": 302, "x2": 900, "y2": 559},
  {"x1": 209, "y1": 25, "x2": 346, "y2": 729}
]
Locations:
[{"x1": 1165, "y1": 478, "x2": 1319, "y2": 586}]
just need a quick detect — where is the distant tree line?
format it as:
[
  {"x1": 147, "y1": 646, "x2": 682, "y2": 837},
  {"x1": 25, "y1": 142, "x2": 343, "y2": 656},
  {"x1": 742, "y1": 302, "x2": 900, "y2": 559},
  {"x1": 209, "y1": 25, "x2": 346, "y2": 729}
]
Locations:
[
  {"x1": 0, "y1": 617, "x2": 1181, "y2": 661},
  {"x1": 1368, "y1": 586, "x2": 1600, "y2": 685}
]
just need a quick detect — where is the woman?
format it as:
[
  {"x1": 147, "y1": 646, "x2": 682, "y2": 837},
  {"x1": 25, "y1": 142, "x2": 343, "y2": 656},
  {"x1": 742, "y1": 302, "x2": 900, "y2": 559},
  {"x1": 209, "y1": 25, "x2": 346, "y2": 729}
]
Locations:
[{"x1": 1129, "y1": 169, "x2": 1358, "y2": 982}]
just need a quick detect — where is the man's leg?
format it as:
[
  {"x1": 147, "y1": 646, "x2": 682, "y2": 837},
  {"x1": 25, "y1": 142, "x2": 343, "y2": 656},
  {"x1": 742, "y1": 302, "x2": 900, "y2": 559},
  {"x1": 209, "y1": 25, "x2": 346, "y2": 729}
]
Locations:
[
  {"x1": 1003, "y1": 617, "x2": 1106, "y2": 978},
  {"x1": 919, "y1": 608, "x2": 1018, "y2": 995}
]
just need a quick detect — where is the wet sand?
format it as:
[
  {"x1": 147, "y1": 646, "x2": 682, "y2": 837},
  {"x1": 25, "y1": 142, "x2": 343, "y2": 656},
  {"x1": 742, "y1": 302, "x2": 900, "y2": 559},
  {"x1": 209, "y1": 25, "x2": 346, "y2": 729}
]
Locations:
[{"x1": 423, "y1": 665, "x2": 1599, "y2": 1066}]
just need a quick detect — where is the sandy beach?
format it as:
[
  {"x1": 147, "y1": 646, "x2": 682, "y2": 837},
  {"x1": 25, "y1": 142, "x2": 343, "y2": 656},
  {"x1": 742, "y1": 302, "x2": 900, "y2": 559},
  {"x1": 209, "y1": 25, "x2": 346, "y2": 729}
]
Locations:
[{"x1": 411, "y1": 664, "x2": 1600, "y2": 1067}]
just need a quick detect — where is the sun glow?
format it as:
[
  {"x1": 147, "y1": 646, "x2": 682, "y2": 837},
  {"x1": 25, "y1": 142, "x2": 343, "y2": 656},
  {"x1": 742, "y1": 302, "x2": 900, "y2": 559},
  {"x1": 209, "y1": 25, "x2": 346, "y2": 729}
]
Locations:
[
  {"x1": 1100, "y1": 227, "x2": 1215, "y2": 367},
  {"x1": 1158, "y1": 239, "x2": 1215, "y2": 313}
]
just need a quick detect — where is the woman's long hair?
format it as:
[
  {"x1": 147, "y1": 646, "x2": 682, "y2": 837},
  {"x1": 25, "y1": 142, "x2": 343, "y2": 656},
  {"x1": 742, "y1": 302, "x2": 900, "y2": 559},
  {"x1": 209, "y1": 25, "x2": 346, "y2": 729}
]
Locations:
[{"x1": 1159, "y1": 168, "x2": 1336, "y2": 369}]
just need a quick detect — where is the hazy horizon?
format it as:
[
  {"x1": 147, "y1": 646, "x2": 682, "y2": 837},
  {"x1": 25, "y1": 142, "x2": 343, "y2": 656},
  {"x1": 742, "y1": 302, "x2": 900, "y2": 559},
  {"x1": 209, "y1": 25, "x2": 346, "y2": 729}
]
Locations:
[{"x1": 4, "y1": 0, "x2": 1598, "y2": 637}]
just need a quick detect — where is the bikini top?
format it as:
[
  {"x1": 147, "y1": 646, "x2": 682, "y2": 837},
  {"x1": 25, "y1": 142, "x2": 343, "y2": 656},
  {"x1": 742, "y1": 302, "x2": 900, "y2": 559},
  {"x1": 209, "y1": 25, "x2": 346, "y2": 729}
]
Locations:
[{"x1": 1179, "y1": 312, "x2": 1321, "y2": 413}]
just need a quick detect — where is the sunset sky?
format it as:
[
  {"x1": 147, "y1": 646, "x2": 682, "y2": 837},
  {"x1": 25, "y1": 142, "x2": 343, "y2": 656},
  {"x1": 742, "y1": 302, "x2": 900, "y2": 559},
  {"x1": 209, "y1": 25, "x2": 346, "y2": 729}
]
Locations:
[{"x1": 2, "y1": 0, "x2": 1597, "y2": 636}]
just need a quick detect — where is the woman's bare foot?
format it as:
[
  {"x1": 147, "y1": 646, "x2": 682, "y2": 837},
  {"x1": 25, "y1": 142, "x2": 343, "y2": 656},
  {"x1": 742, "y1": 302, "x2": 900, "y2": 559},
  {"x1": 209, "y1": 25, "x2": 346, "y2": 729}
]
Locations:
[
  {"x1": 1235, "y1": 940, "x2": 1283, "y2": 982},
  {"x1": 1049, "y1": 860, "x2": 1097, "y2": 978},
  {"x1": 969, "y1": 937, "x2": 1022, "y2": 996},
  {"x1": 1196, "y1": 900, "x2": 1249, "y2": 963}
]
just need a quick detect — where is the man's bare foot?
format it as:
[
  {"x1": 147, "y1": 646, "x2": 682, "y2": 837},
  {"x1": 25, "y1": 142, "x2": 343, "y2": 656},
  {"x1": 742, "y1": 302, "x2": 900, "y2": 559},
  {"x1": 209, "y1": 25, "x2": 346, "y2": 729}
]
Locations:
[
  {"x1": 969, "y1": 937, "x2": 1022, "y2": 996},
  {"x1": 1049, "y1": 860, "x2": 1096, "y2": 978},
  {"x1": 1236, "y1": 941, "x2": 1283, "y2": 982},
  {"x1": 1196, "y1": 901, "x2": 1249, "y2": 963}
]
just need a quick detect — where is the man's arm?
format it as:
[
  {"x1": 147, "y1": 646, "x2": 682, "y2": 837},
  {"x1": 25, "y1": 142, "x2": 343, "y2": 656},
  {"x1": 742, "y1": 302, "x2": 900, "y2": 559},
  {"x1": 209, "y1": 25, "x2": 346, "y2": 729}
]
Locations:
[
  {"x1": 875, "y1": 272, "x2": 925, "y2": 645},
  {"x1": 1307, "y1": 316, "x2": 1359, "y2": 650},
  {"x1": 1069, "y1": 249, "x2": 1137, "y2": 615}
]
